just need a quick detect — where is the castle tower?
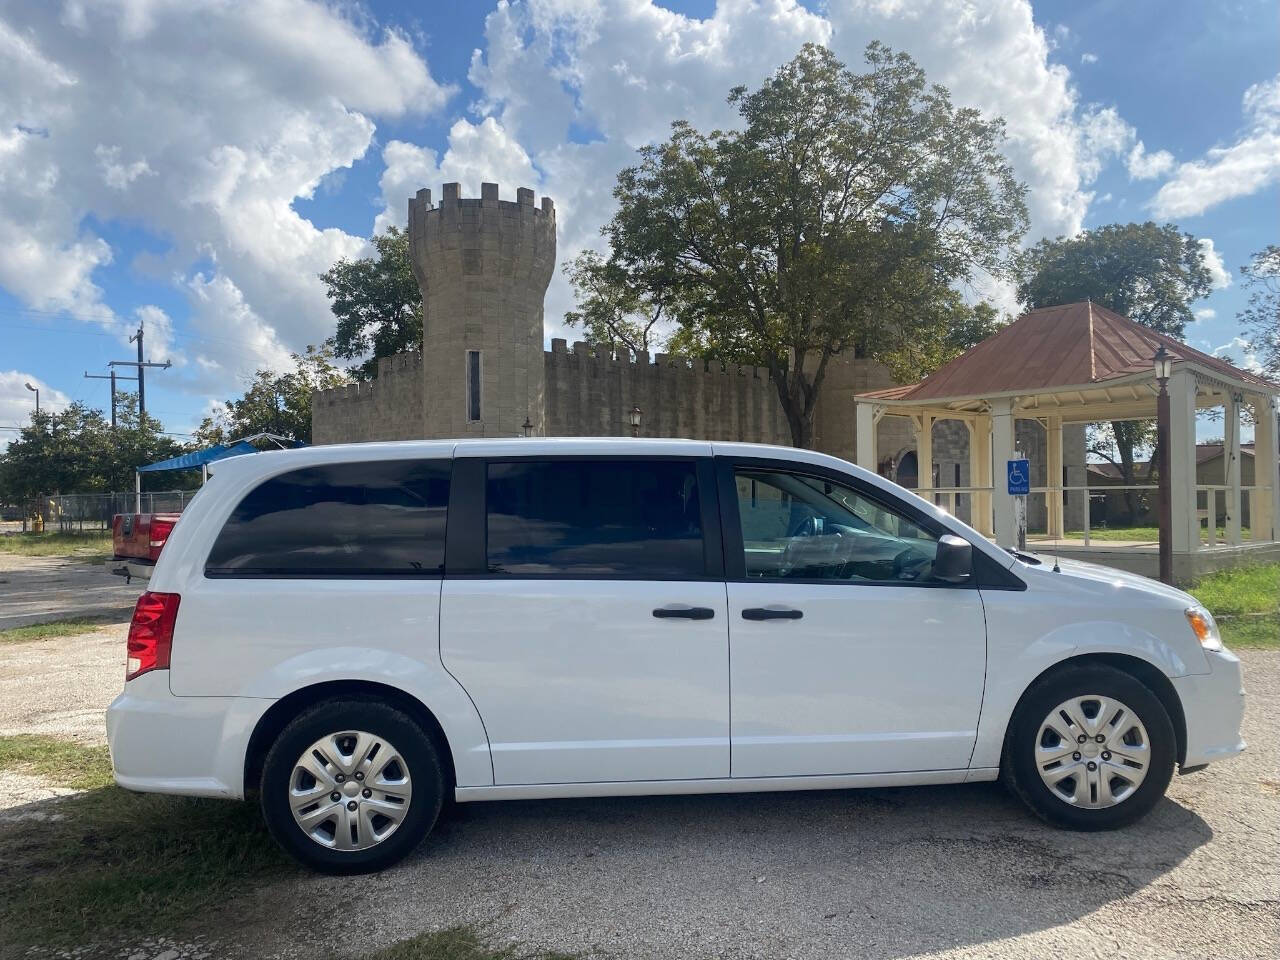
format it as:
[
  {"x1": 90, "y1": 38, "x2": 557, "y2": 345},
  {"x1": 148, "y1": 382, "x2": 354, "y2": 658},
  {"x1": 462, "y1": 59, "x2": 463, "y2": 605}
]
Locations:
[{"x1": 408, "y1": 182, "x2": 556, "y2": 438}]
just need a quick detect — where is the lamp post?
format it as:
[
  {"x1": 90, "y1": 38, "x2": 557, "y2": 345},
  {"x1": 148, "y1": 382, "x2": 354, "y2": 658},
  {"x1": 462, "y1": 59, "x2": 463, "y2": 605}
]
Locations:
[
  {"x1": 521, "y1": 415, "x2": 533, "y2": 438},
  {"x1": 24, "y1": 381, "x2": 39, "y2": 414},
  {"x1": 1153, "y1": 345, "x2": 1174, "y2": 585},
  {"x1": 629, "y1": 405, "x2": 643, "y2": 438}
]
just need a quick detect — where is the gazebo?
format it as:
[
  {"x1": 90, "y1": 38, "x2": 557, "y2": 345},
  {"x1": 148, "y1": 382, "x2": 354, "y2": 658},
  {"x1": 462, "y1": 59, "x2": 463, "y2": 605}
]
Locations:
[{"x1": 854, "y1": 302, "x2": 1280, "y2": 582}]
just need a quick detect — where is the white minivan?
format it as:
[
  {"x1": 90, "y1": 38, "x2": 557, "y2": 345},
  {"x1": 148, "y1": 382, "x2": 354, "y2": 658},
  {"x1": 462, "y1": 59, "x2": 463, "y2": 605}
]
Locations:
[{"x1": 107, "y1": 439, "x2": 1245, "y2": 872}]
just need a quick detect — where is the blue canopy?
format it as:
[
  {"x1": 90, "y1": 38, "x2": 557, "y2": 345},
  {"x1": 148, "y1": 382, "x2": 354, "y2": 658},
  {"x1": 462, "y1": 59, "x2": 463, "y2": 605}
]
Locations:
[{"x1": 137, "y1": 441, "x2": 259, "y2": 473}]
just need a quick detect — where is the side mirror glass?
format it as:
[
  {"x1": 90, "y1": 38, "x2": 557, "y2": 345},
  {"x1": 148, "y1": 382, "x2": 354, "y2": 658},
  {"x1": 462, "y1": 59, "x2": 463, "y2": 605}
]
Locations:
[{"x1": 933, "y1": 534, "x2": 972, "y2": 583}]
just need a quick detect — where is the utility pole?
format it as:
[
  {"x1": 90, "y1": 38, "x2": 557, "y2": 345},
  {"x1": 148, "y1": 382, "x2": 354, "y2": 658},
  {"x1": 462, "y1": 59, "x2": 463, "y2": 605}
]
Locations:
[
  {"x1": 84, "y1": 370, "x2": 138, "y2": 428},
  {"x1": 130, "y1": 321, "x2": 146, "y2": 416},
  {"x1": 108, "y1": 316, "x2": 170, "y2": 423}
]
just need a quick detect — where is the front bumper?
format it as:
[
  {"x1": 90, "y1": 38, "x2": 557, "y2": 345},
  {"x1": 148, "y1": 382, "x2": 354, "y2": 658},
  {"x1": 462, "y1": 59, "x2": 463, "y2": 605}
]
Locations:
[
  {"x1": 1171, "y1": 648, "x2": 1246, "y2": 769},
  {"x1": 106, "y1": 671, "x2": 272, "y2": 799}
]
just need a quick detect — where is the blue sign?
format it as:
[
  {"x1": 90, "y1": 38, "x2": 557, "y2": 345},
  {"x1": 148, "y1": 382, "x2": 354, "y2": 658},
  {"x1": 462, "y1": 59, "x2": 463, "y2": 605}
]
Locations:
[{"x1": 1007, "y1": 459, "x2": 1030, "y2": 496}]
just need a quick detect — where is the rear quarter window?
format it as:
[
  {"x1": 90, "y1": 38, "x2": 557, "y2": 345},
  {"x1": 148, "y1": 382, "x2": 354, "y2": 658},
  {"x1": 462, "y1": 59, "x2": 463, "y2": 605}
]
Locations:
[{"x1": 205, "y1": 460, "x2": 449, "y2": 577}]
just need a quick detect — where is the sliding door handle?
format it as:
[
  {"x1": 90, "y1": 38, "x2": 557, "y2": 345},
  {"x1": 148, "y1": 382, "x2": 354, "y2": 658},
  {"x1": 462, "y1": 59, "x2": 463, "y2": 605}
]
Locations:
[
  {"x1": 653, "y1": 605, "x2": 716, "y2": 620},
  {"x1": 742, "y1": 606, "x2": 803, "y2": 621}
]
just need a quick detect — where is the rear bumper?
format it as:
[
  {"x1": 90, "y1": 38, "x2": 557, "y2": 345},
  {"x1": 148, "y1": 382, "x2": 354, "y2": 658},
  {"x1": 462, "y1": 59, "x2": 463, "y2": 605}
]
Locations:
[
  {"x1": 106, "y1": 671, "x2": 272, "y2": 799},
  {"x1": 106, "y1": 559, "x2": 154, "y2": 581},
  {"x1": 1172, "y1": 648, "x2": 1246, "y2": 769}
]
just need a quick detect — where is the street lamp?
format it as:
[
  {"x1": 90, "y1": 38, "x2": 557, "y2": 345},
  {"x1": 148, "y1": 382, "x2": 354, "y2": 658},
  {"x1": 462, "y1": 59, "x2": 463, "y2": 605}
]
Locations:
[
  {"x1": 629, "y1": 404, "x2": 643, "y2": 438},
  {"x1": 24, "y1": 382, "x2": 38, "y2": 414},
  {"x1": 521, "y1": 415, "x2": 534, "y2": 438},
  {"x1": 1153, "y1": 345, "x2": 1173, "y2": 584}
]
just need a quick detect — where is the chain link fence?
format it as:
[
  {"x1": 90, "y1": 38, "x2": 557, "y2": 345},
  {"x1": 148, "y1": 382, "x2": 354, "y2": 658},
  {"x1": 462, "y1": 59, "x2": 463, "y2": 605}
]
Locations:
[{"x1": 17, "y1": 490, "x2": 197, "y2": 533}]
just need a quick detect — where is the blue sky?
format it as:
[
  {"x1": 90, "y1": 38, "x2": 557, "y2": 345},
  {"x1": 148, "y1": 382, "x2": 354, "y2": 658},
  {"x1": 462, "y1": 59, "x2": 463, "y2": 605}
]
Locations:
[{"x1": 1, "y1": 0, "x2": 1275, "y2": 448}]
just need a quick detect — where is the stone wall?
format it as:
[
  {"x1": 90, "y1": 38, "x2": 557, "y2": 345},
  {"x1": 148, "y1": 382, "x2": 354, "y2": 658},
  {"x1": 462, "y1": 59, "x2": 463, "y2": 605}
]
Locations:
[
  {"x1": 312, "y1": 352, "x2": 424, "y2": 445},
  {"x1": 544, "y1": 339, "x2": 789, "y2": 443}
]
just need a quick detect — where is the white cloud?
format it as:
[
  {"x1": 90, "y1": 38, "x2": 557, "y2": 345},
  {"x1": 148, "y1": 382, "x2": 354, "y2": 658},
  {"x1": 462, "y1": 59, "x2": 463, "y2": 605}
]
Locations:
[
  {"x1": 1212, "y1": 335, "x2": 1263, "y2": 375},
  {"x1": 1080, "y1": 52, "x2": 1098, "y2": 65},
  {"x1": 1198, "y1": 238, "x2": 1232, "y2": 290},
  {"x1": 0, "y1": 371, "x2": 71, "y2": 449},
  {"x1": 1126, "y1": 142, "x2": 1174, "y2": 180},
  {"x1": 1193, "y1": 307, "x2": 1216, "y2": 322},
  {"x1": 1075, "y1": 105, "x2": 1174, "y2": 183},
  {"x1": 375, "y1": 118, "x2": 540, "y2": 235},
  {"x1": 0, "y1": 0, "x2": 453, "y2": 390},
  {"x1": 1150, "y1": 74, "x2": 1280, "y2": 218}
]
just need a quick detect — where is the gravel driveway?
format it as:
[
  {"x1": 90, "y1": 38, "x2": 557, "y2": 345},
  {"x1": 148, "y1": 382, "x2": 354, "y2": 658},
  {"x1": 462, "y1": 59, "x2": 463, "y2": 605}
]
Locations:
[
  {"x1": 5, "y1": 625, "x2": 1275, "y2": 959},
  {"x1": 0, "y1": 553, "x2": 143, "y2": 630},
  {"x1": 238, "y1": 652, "x2": 1278, "y2": 959}
]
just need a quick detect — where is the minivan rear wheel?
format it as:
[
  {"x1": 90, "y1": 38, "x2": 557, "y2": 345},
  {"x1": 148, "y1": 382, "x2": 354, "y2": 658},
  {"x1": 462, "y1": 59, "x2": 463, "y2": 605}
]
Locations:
[
  {"x1": 1004, "y1": 663, "x2": 1175, "y2": 830},
  {"x1": 261, "y1": 699, "x2": 443, "y2": 873}
]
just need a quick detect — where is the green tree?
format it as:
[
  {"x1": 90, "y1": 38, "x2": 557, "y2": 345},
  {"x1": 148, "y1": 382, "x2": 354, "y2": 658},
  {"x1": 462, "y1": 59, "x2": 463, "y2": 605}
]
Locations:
[
  {"x1": 0, "y1": 396, "x2": 185, "y2": 501},
  {"x1": 320, "y1": 226, "x2": 421, "y2": 380},
  {"x1": 194, "y1": 344, "x2": 349, "y2": 446},
  {"x1": 593, "y1": 43, "x2": 1027, "y2": 448},
  {"x1": 562, "y1": 250, "x2": 670, "y2": 355},
  {"x1": 1016, "y1": 221, "x2": 1215, "y2": 523},
  {"x1": 1237, "y1": 245, "x2": 1280, "y2": 379}
]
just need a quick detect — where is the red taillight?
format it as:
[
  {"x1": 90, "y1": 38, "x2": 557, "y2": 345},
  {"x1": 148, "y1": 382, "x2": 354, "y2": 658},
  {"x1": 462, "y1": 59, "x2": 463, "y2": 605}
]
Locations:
[
  {"x1": 125, "y1": 591, "x2": 180, "y2": 682},
  {"x1": 148, "y1": 517, "x2": 177, "y2": 561}
]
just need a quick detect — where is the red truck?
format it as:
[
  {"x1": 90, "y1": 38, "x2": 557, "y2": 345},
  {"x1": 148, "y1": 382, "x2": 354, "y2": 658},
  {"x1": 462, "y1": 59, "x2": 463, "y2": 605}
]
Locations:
[{"x1": 110, "y1": 512, "x2": 180, "y2": 582}]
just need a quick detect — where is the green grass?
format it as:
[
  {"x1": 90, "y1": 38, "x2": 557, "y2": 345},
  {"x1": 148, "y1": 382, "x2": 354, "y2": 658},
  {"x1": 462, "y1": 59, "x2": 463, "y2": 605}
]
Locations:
[
  {"x1": 0, "y1": 735, "x2": 293, "y2": 951},
  {"x1": 1063, "y1": 526, "x2": 1250, "y2": 542},
  {"x1": 0, "y1": 734, "x2": 113, "y2": 790},
  {"x1": 0, "y1": 616, "x2": 119, "y2": 645},
  {"x1": 1189, "y1": 563, "x2": 1280, "y2": 650},
  {"x1": 365, "y1": 927, "x2": 580, "y2": 960},
  {"x1": 0, "y1": 530, "x2": 113, "y2": 561}
]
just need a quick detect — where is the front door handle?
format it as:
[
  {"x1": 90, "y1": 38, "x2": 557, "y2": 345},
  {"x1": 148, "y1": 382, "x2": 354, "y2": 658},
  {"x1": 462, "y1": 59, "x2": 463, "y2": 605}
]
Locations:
[
  {"x1": 653, "y1": 605, "x2": 716, "y2": 620},
  {"x1": 742, "y1": 606, "x2": 803, "y2": 621}
]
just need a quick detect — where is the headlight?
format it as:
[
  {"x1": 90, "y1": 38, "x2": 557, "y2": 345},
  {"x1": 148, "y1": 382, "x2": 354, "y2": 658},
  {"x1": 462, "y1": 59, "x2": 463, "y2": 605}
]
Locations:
[{"x1": 1185, "y1": 606, "x2": 1223, "y2": 652}]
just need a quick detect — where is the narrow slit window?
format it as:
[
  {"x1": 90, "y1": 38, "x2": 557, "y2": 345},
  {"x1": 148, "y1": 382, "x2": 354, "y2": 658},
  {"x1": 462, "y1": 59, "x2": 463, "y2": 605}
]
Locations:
[{"x1": 466, "y1": 350, "x2": 482, "y2": 422}]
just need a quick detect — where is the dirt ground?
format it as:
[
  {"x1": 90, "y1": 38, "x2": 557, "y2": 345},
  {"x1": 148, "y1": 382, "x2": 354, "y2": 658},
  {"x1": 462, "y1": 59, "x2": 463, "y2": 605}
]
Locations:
[{"x1": 2, "y1": 616, "x2": 1277, "y2": 960}]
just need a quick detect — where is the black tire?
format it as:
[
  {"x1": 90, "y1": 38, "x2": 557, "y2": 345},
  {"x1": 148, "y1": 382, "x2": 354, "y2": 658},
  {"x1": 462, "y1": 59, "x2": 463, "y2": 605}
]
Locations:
[
  {"x1": 1003, "y1": 663, "x2": 1176, "y2": 831},
  {"x1": 260, "y1": 698, "x2": 443, "y2": 873}
]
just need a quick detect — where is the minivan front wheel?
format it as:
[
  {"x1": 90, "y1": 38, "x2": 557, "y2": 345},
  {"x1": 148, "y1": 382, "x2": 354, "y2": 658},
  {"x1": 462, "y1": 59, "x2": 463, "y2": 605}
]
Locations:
[
  {"x1": 1005, "y1": 664, "x2": 1175, "y2": 830},
  {"x1": 261, "y1": 699, "x2": 443, "y2": 873}
]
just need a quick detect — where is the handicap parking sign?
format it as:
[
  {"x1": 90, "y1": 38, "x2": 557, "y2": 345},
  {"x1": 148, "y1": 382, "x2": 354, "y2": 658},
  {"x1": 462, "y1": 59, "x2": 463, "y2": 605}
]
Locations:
[{"x1": 1007, "y1": 459, "x2": 1030, "y2": 496}]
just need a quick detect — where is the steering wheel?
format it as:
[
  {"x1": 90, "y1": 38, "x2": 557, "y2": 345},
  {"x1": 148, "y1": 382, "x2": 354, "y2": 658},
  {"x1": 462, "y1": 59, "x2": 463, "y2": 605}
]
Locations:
[{"x1": 891, "y1": 547, "x2": 931, "y2": 581}]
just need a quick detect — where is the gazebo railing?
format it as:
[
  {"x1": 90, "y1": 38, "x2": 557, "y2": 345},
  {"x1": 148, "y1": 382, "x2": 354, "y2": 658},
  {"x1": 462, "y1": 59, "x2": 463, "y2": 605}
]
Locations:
[
  {"x1": 911, "y1": 481, "x2": 1274, "y2": 548},
  {"x1": 1195, "y1": 484, "x2": 1263, "y2": 546}
]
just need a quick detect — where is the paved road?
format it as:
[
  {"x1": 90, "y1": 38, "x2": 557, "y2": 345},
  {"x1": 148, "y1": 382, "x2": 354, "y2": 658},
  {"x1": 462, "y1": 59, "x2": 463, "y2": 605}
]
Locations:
[{"x1": 0, "y1": 554, "x2": 143, "y2": 629}]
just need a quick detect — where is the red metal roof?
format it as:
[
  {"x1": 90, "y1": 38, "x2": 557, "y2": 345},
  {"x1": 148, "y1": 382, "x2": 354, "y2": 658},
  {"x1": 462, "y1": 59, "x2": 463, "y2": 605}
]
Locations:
[{"x1": 859, "y1": 301, "x2": 1277, "y2": 402}]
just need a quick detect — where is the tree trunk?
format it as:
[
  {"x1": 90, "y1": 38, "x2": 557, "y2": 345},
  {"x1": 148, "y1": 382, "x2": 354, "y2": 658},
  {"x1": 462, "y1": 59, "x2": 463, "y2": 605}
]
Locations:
[
  {"x1": 1113, "y1": 419, "x2": 1138, "y2": 525},
  {"x1": 773, "y1": 373, "x2": 814, "y2": 449}
]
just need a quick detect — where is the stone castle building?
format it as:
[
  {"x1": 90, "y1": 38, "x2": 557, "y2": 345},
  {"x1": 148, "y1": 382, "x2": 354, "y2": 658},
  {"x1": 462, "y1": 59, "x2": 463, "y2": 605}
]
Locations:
[{"x1": 313, "y1": 182, "x2": 1085, "y2": 528}]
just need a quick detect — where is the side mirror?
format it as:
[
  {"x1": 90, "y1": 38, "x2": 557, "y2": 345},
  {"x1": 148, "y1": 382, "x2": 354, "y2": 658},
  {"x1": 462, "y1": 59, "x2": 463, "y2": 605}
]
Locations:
[{"x1": 932, "y1": 534, "x2": 972, "y2": 583}]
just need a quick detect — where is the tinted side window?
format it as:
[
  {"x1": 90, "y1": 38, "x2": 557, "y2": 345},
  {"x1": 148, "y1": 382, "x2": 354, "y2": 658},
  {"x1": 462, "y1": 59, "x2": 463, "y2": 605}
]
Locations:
[
  {"x1": 734, "y1": 468, "x2": 941, "y2": 583},
  {"x1": 205, "y1": 460, "x2": 449, "y2": 577},
  {"x1": 486, "y1": 459, "x2": 705, "y2": 578}
]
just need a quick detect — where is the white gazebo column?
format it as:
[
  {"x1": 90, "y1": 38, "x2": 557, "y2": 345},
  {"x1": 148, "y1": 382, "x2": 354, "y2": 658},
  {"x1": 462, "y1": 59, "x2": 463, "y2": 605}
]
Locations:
[
  {"x1": 1252, "y1": 395, "x2": 1280, "y2": 543},
  {"x1": 855, "y1": 400, "x2": 878, "y2": 471},
  {"x1": 1046, "y1": 415, "x2": 1064, "y2": 538},
  {"x1": 1224, "y1": 392, "x2": 1242, "y2": 545},
  {"x1": 990, "y1": 398, "x2": 1018, "y2": 546},
  {"x1": 1168, "y1": 368, "x2": 1199, "y2": 553},
  {"x1": 914, "y1": 413, "x2": 934, "y2": 504},
  {"x1": 968, "y1": 415, "x2": 993, "y2": 536}
]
